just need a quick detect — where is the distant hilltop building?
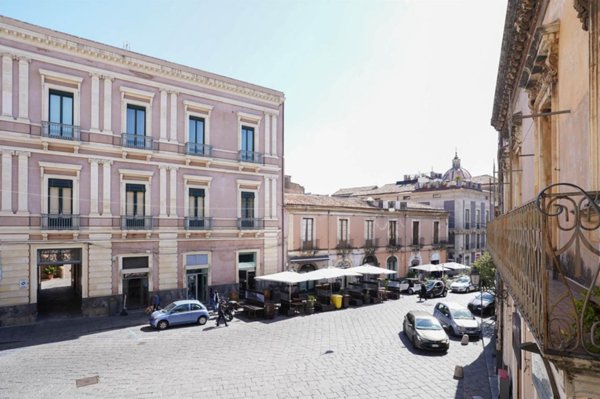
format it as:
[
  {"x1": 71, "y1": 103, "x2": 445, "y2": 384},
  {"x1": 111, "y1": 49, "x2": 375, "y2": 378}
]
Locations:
[{"x1": 332, "y1": 153, "x2": 496, "y2": 265}]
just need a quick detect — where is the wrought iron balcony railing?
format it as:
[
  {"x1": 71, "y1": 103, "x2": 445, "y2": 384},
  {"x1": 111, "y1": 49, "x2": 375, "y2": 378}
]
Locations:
[
  {"x1": 336, "y1": 239, "x2": 353, "y2": 252},
  {"x1": 120, "y1": 215, "x2": 153, "y2": 230},
  {"x1": 185, "y1": 217, "x2": 212, "y2": 230},
  {"x1": 42, "y1": 121, "x2": 80, "y2": 141},
  {"x1": 411, "y1": 237, "x2": 425, "y2": 249},
  {"x1": 238, "y1": 150, "x2": 263, "y2": 164},
  {"x1": 41, "y1": 214, "x2": 80, "y2": 230},
  {"x1": 237, "y1": 218, "x2": 264, "y2": 229},
  {"x1": 365, "y1": 238, "x2": 378, "y2": 249},
  {"x1": 121, "y1": 133, "x2": 154, "y2": 150},
  {"x1": 301, "y1": 239, "x2": 320, "y2": 252},
  {"x1": 487, "y1": 183, "x2": 600, "y2": 363},
  {"x1": 186, "y1": 143, "x2": 212, "y2": 157}
]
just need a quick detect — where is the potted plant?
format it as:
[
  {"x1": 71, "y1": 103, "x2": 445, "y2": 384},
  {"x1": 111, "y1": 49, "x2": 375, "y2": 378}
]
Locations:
[
  {"x1": 43, "y1": 265, "x2": 59, "y2": 279},
  {"x1": 305, "y1": 295, "x2": 317, "y2": 315}
]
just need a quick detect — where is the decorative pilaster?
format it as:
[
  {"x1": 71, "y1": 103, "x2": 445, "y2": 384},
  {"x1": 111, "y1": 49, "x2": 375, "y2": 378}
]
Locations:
[
  {"x1": 2, "y1": 54, "x2": 13, "y2": 118},
  {"x1": 159, "y1": 165, "x2": 167, "y2": 217},
  {"x1": 160, "y1": 89, "x2": 167, "y2": 141},
  {"x1": 271, "y1": 115, "x2": 278, "y2": 156},
  {"x1": 17, "y1": 57, "x2": 29, "y2": 121},
  {"x1": 102, "y1": 76, "x2": 113, "y2": 133},
  {"x1": 90, "y1": 73, "x2": 100, "y2": 131},
  {"x1": 169, "y1": 167, "x2": 177, "y2": 216},
  {"x1": 1, "y1": 150, "x2": 13, "y2": 214},
  {"x1": 101, "y1": 160, "x2": 112, "y2": 215},
  {"x1": 89, "y1": 159, "x2": 100, "y2": 215},
  {"x1": 169, "y1": 92, "x2": 178, "y2": 142},
  {"x1": 16, "y1": 151, "x2": 29, "y2": 215},
  {"x1": 264, "y1": 113, "x2": 271, "y2": 155}
]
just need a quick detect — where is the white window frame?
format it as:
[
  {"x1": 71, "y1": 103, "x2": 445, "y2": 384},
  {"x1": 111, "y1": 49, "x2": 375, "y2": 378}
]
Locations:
[
  {"x1": 412, "y1": 219, "x2": 421, "y2": 245},
  {"x1": 39, "y1": 162, "x2": 81, "y2": 215},
  {"x1": 184, "y1": 100, "x2": 213, "y2": 147},
  {"x1": 120, "y1": 86, "x2": 154, "y2": 137},
  {"x1": 237, "y1": 179, "x2": 261, "y2": 219},
  {"x1": 337, "y1": 218, "x2": 349, "y2": 242},
  {"x1": 237, "y1": 111, "x2": 262, "y2": 155},
  {"x1": 183, "y1": 175, "x2": 213, "y2": 218},
  {"x1": 301, "y1": 217, "x2": 314, "y2": 242},
  {"x1": 365, "y1": 219, "x2": 374, "y2": 240},
  {"x1": 184, "y1": 251, "x2": 212, "y2": 286},
  {"x1": 40, "y1": 69, "x2": 82, "y2": 128},
  {"x1": 118, "y1": 169, "x2": 153, "y2": 217},
  {"x1": 236, "y1": 249, "x2": 260, "y2": 284}
]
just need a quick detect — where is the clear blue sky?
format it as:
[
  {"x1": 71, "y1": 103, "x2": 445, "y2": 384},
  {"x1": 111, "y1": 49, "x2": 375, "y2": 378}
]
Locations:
[{"x1": 1, "y1": 0, "x2": 507, "y2": 194}]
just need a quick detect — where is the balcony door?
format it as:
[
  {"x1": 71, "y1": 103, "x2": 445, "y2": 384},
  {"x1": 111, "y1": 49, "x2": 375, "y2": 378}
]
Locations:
[
  {"x1": 241, "y1": 126, "x2": 255, "y2": 161},
  {"x1": 126, "y1": 183, "x2": 146, "y2": 228},
  {"x1": 241, "y1": 191, "x2": 255, "y2": 228},
  {"x1": 49, "y1": 90, "x2": 74, "y2": 138},
  {"x1": 48, "y1": 178, "x2": 73, "y2": 228}
]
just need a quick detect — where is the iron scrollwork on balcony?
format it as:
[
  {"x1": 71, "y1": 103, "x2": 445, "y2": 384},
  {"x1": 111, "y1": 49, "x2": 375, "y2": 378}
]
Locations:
[{"x1": 534, "y1": 183, "x2": 600, "y2": 356}]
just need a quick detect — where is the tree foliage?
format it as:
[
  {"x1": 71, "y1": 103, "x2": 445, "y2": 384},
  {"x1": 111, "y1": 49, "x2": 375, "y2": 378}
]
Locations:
[{"x1": 472, "y1": 252, "x2": 496, "y2": 290}]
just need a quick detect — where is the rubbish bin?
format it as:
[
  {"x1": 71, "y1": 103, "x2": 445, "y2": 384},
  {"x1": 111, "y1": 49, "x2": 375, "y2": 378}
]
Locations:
[
  {"x1": 330, "y1": 294, "x2": 343, "y2": 309},
  {"x1": 342, "y1": 294, "x2": 350, "y2": 309}
]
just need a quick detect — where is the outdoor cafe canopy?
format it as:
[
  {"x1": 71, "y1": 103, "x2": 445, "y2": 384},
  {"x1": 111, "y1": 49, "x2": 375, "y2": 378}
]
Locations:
[{"x1": 349, "y1": 264, "x2": 397, "y2": 275}]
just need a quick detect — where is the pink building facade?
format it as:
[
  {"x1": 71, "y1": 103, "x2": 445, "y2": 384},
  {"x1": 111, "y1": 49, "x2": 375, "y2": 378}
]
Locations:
[
  {"x1": 285, "y1": 193, "x2": 449, "y2": 277},
  {"x1": 0, "y1": 16, "x2": 284, "y2": 326}
]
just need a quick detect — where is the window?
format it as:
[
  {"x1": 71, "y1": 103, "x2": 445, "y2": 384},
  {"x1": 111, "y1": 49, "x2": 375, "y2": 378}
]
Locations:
[
  {"x1": 388, "y1": 220, "x2": 397, "y2": 246},
  {"x1": 188, "y1": 188, "x2": 206, "y2": 228},
  {"x1": 387, "y1": 256, "x2": 398, "y2": 273},
  {"x1": 188, "y1": 116, "x2": 206, "y2": 155},
  {"x1": 241, "y1": 126, "x2": 255, "y2": 161},
  {"x1": 240, "y1": 191, "x2": 255, "y2": 228},
  {"x1": 301, "y1": 218, "x2": 314, "y2": 245},
  {"x1": 48, "y1": 90, "x2": 74, "y2": 138},
  {"x1": 476, "y1": 209, "x2": 481, "y2": 229},
  {"x1": 412, "y1": 221, "x2": 420, "y2": 245},
  {"x1": 125, "y1": 183, "x2": 146, "y2": 228},
  {"x1": 338, "y1": 219, "x2": 349, "y2": 242},
  {"x1": 485, "y1": 210, "x2": 489, "y2": 223},
  {"x1": 433, "y1": 221, "x2": 439, "y2": 244},
  {"x1": 465, "y1": 234, "x2": 470, "y2": 250},
  {"x1": 476, "y1": 234, "x2": 480, "y2": 249},
  {"x1": 365, "y1": 220, "x2": 374, "y2": 247},
  {"x1": 124, "y1": 104, "x2": 147, "y2": 148},
  {"x1": 47, "y1": 178, "x2": 73, "y2": 229},
  {"x1": 465, "y1": 209, "x2": 470, "y2": 229}
]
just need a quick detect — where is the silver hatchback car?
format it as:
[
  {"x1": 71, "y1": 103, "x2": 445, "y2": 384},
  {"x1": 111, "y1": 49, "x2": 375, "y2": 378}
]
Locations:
[
  {"x1": 149, "y1": 299, "x2": 209, "y2": 330},
  {"x1": 433, "y1": 301, "x2": 481, "y2": 337}
]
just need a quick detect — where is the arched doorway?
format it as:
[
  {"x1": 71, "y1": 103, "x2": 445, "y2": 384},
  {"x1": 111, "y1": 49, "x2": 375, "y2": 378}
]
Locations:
[
  {"x1": 363, "y1": 255, "x2": 378, "y2": 265},
  {"x1": 387, "y1": 256, "x2": 398, "y2": 276}
]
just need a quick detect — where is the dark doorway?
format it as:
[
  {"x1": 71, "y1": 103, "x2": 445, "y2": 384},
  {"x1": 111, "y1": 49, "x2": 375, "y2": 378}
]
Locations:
[
  {"x1": 123, "y1": 274, "x2": 148, "y2": 309},
  {"x1": 37, "y1": 248, "x2": 82, "y2": 319}
]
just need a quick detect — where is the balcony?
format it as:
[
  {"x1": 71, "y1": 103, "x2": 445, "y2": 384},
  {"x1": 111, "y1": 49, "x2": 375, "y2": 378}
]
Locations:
[
  {"x1": 121, "y1": 133, "x2": 154, "y2": 150},
  {"x1": 237, "y1": 218, "x2": 264, "y2": 230},
  {"x1": 411, "y1": 237, "x2": 424, "y2": 250},
  {"x1": 186, "y1": 143, "x2": 212, "y2": 157},
  {"x1": 42, "y1": 121, "x2": 80, "y2": 141},
  {"x1": 365, "y1": 238, "x2": 379, "y2": 249},
  {"x1": 238, "y1": 150, "x2": 263, "y2": 164},
  {"x1": 185, "y1": 217, "x2": 212, "y2": 230},
  {"x1": 336, "y1": 239, "x2": 353, "y2": 253},
  {"x1": 121, "y1": 215, "x2": 153, "y2": 230},
  {"x1": 41, "y1": 214, "x2": 80, "y2": 230},
  {"x1": 487, "y1": 183, "x2": 600, "y2": 365}
]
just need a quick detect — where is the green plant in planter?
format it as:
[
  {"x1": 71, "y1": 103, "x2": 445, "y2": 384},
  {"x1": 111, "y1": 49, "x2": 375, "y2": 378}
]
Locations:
[
  {"x1": 574, "y1": 286, "x2": 600, "y2": 353},
  {"x1": 43, "y1": 265, "x2": 59, "y2": 277},
  {"x1": 305, "y1": 295, "x2": 317, "y2": 314}
]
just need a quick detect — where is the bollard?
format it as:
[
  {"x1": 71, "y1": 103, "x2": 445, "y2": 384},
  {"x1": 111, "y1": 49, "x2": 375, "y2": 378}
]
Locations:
[
  {"x1": 453, "y1": 365, "x2": 464, "y2": 379},
  {"x1": 461, "y1": 333, "x2": 469, "y2": 345}
]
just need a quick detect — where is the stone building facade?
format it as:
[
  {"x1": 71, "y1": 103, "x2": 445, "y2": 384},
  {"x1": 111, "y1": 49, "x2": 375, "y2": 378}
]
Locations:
[{"x1": 0, "y1": 16, "x2": 284, "y2": 326}]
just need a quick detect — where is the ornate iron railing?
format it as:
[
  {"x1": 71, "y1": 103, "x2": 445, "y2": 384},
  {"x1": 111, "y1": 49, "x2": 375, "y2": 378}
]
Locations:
[
  {"x1": 488, "y1": 183, "x2": 600, "y2": 360},
  {"x1": 42, "y1": 121, "x2": 80, "y2": 141}
]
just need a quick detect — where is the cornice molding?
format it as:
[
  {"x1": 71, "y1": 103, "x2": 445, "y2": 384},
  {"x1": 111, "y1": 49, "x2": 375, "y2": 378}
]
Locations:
[
  {"x1": 491, "y1": 0, "x2": 543, "y2": 134},
  {"x1": 0, "y1": 20, "x2": 284, "y2": 106}
]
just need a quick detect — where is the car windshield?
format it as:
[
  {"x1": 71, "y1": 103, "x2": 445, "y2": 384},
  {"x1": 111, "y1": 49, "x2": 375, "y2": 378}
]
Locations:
[
  {"x1": 456, "y1": 276, "x2": 469, "y2": 283},
  {"x1": 452, "y1": 309, "x2": 474, "y2": 319},
  {"x1": 425, "y1": 281, "x2": 435, "y2": 288},
  {"x1": 476, "y1": 293, "x2": 494, "y2": 301},
  {"x1": 415, "y1": 318, "x2": 443, "y2": 330},
  {"x1": 162, "y1": 303, "x2": 177, "y2": 312}
]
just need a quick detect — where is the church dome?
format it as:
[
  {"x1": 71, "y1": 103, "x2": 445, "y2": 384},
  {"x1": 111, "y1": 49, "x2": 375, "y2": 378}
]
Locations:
[{"x1": 442, "y1": 152, "x2": 472, "y2": 182}]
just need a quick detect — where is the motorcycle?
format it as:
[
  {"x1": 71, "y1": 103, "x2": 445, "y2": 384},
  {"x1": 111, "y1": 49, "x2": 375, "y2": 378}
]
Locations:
[{"x1": 220, "y1": 300, "x2": 236, "y2": 322}]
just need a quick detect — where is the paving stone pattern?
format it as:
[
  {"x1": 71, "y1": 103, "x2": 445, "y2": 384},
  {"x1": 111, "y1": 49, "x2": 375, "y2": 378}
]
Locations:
[{"x1": 0, "y1": 292, "x2": 494, "y2": 399}]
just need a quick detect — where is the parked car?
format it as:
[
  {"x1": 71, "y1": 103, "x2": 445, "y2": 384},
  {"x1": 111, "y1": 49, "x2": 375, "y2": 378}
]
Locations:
[
  {"x1": 399, "y1": 278, "x2": 422, "y2": 295},
  {"x1": 403, "y1": 310, "x2": 449, "y2": 352},
  {"x1": 424, "y1": 280, "x2": 448, "y2": 298},
  {"x1": 450, "y1": 275, "x2": 475, "y2": 293},
  {"x1": 468, "y1": 291, "x2": 496, "y2": 316},
  {"x1": 149, "y1": 299, "x2": 209, "y2": 330},
  {"x1": 433, "y1": 301, "x2": 481, "y2": 337}
]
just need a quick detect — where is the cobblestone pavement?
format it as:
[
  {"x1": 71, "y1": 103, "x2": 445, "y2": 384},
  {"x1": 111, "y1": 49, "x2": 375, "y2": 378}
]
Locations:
[{"x1": 0, "y1": 291, "x2": 496, "y2": 399}]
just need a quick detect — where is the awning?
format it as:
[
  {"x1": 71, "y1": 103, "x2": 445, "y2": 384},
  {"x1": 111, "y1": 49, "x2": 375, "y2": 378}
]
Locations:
[
  {"x1": 289, "y1": 255, "x2": 330, "y2": 263},
  {"x1": 254, "y1": 271, "x2": 309, "y2": 284}
]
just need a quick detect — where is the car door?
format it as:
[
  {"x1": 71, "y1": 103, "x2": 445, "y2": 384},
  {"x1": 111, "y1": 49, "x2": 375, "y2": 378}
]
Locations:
[
  {"x1": 434, "y1": 304, "x2": 451, "y2": 328},
  {"x1": 169, "y1": 304, "x2": 191, "y2": 325},
  {"x1": 404, "y1": 313, "x2": 414, "y2": 339}
]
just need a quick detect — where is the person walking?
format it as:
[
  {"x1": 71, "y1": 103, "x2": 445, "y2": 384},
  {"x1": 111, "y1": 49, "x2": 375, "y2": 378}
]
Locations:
[
  {"x1": 216, "y1": 299, "x2": 228, "y2": 327},
  {"x1": 420, "y1": 283, "x2": 427, "y2": 302},
  {"x1": 151, "y1": 293, "x2": 160, "y2": 311}
]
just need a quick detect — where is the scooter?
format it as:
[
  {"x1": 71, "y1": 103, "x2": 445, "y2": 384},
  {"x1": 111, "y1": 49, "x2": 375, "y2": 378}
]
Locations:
[{"x1": 221, "y1": 300, "x2": 236, "y2": 322}]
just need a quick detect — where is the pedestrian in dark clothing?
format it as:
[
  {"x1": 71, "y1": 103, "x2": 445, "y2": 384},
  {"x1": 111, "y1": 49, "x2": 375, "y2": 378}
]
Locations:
[
  {"x1": 209, "y1": 288, "x2": 215, "y2": 310},
  {"x1": 216, "y1": 300, "x2": 228, "y2": 327},
  {"x1": 420, "y1": 284, "x2": 427, "y2": 302},
  {"x1": 151, "y1": 293, "x2": 160, "y2": 311}
]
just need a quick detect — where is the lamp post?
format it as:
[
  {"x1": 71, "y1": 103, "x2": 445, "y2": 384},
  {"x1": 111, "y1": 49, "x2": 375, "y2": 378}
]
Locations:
[{"x1": 470, "y1": 268, "x2": 483, "y2": 338}]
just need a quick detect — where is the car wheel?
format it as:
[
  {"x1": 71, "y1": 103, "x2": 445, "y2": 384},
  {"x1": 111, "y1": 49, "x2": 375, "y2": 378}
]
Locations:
[
  {"x1": 407, "y1": 288, "x2": 414, "y2": 295},
  {"x1": 442, "y1": 289, "x2": 448, "y2": 297},
  {"x1": 197, "y1": 316, "x2": 208, "y2": 325},
  {"x1": 157, "y1": 320, "x2": 169, "y2": 330}
]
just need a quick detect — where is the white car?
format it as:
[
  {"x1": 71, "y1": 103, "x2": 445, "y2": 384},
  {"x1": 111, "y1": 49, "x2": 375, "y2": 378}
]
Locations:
[
  {"x1": 433, "y1": 301, "x2": 481, "y2": 337},
  {"x1": 449, "y1": 275, "x2": 475, "y2": 293}
]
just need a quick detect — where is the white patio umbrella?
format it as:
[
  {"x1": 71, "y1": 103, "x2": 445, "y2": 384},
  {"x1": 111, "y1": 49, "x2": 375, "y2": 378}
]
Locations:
[
  {"x1": 440, "y1": 262, "x2": 471, "y2": 271},
  {"x1": 303, "y1": 267, "x2": 362, "y2": 281},
  {"x1": 255, "y1": 271, "x2": 310, "y2": 301},
  {"x1": 410, "y1": 263, "x2": 450, "y2": 273},
  {"x1": 349, "y1": 264, "x2": 397, "y2": 275}
]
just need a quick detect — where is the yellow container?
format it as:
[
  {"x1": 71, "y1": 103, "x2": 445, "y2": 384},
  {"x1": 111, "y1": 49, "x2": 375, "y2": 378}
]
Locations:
[{"x1": 331, "y1": 294, "x2": 343, "y2": 309}]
